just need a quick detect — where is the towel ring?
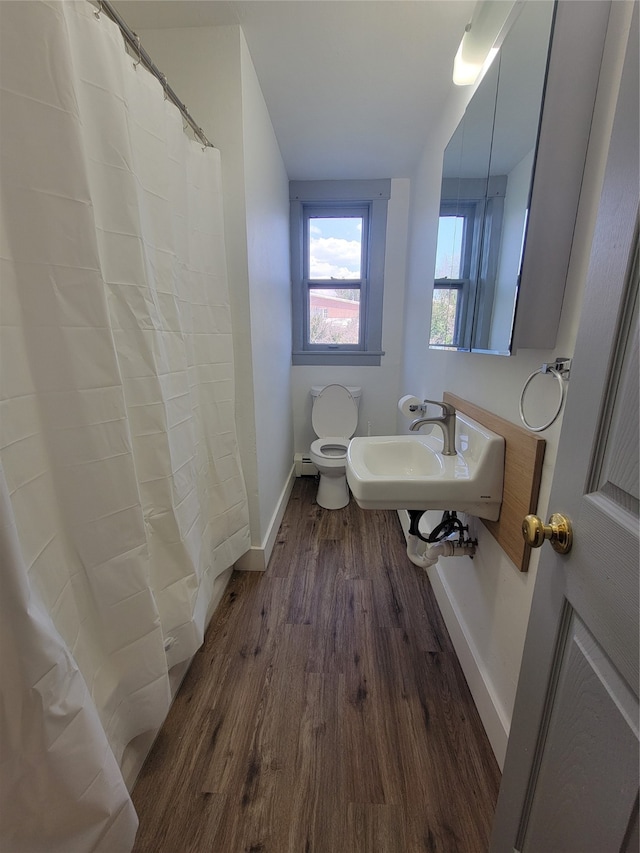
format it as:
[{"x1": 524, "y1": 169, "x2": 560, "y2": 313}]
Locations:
[{"x1": 519, "y1": 359, "x2": 571, "y2": 432}]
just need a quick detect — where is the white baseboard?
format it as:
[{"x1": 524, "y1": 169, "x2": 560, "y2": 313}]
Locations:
[
  {"x1": 397, "y1": 510, "x2": 509, "y2": 769},
  {"x1": 427, "y1": 565, "x2": 509, "y2": 769},
  {"x1": 235, "y1": 465, "x2": 296, "y2": 572}
]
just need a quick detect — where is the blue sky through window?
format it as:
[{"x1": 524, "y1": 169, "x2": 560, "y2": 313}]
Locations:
[
  {"x1": 435, "y1": 216, "x2": 464, "y2": 279},
  {"x1": 309, "y1": 217, "x2": 362, "y2": 280}
]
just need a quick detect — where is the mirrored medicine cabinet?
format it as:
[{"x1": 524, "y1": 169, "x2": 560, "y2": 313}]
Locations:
[{"x1": 429, "y1": 0, "x2": 610, "y2": 356}]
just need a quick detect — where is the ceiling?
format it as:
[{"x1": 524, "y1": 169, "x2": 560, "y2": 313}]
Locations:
[{"x1": 112, "y1": 0, "x2": 476, "y2": 179}]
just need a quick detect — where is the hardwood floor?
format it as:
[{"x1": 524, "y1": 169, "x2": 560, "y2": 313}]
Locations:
[{"x1": 131, "y1": 477, "x2": 500, "y2": 852}]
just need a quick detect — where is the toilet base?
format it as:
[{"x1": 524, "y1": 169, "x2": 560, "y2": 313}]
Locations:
[{"x1": 316, "y1": 472, "x2": 350, "y2": 510}]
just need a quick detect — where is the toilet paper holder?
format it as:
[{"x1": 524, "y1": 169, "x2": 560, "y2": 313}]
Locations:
[{"x1": 398, "y1": 394, "x2": 427, "y2": 418}]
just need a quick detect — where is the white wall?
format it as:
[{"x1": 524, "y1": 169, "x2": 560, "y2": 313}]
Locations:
[
  {"x1": 138, "y1": 26, "x2": 293, "y2": 566},
  {"x1": 400, "y1": 2, "x2": 634, "y2": 767},
  {"x1": 292, "y1": 178, "x2": 410, "y2": 454},
  {"x1": 239, "y1": 31, "x2": 294, "y2": 554}
]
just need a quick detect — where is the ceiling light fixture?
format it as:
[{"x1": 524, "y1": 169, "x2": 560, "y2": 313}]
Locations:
[{"x1": 453, "y1": 0, "x2": 519, "y2": 86}]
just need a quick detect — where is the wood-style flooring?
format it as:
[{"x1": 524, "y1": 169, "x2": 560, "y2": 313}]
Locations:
[{"x1": 131, "y1": 477, "x2": 501, "y2": 852}]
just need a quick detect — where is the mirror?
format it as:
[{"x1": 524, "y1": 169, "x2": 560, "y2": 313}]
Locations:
[{"x1": 430, "y1": 0, "x2": 555, "y2": 355}]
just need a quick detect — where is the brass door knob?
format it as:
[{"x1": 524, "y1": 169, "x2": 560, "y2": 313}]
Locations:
[{"x1": 522, "y1": 513, "x2": 573, "y2": 554}]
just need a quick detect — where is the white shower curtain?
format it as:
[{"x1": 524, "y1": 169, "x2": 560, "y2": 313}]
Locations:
[{"x1": 0, "y1": 2, "x2": 250, "y2": 850}]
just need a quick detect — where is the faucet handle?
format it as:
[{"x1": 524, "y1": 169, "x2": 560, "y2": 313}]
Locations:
[{"x1": 423, "y1": 399, "x2": 456, "y2": 415}]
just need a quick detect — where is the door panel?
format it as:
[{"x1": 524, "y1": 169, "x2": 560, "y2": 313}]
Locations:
[
  {"x1": 519, "y1": 611, "x2": 638, "y2": 852},
  {"x1": 576, "y1": 489, "x2": 638, "y2": 693}
]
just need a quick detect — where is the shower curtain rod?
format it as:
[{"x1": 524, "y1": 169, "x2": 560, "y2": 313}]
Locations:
[{"x1": 95, "y1": 0, "x2": 215, "y2": 149}]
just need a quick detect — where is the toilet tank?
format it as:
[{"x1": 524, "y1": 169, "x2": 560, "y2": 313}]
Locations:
[{"x1": 311, "y1": 385, "x2": 362, "y2": 408}]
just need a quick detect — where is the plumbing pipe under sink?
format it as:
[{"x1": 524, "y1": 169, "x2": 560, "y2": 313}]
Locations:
[{"x1": 406, "y1": 531, "x2": 476, "y2": 569}]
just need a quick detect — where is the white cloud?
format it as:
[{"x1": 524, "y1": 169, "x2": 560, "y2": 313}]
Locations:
[
  {"x1": 310, "y1": 237, "x2": 361, "y2": 279},
  {"x1": 310, "y1": 260, "x2": 359, "y2": 279}
]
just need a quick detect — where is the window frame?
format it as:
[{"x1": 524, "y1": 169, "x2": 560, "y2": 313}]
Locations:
[{"x1": 290, "y1": 180, "x2": 390, "y2": 366}]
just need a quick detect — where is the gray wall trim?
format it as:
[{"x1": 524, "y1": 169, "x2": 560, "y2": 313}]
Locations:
[
  {"x1": 290, "y1": 179, "x2": 391, "y2": 201},
  {"x1": 290, "y1": 199, "x2": 305, "y2": 355},
  {"x1": 292, "y1": 352, "x2": 384, "y2": 366}
]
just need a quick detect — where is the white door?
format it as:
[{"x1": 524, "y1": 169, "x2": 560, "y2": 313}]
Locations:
[{"x1": 491, "y1": 6, "x2": 639, "y2": 852}]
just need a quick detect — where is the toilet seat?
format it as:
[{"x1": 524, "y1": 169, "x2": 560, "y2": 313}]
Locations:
[{"x1": 310, "y1": 436, "x2": 349, "y2": 464}]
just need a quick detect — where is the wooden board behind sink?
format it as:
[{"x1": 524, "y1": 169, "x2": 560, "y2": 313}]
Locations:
[{"x1": 444, "y1": 393, "x2": 546, "y2": 572}]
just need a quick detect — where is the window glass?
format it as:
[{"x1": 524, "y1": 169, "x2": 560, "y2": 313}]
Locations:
[
  {"x1": 430, "y1": 286, "x2": 460, "y2": 347},
  {"x1": 308, "y1": 217, "x2": 363, "y2": 280},
  {"x1": 435, "y1": 215, "x2": 465, "y2": 279},
  {"x1": 309, "y1": 288, "x2": 360, "y2": 344}
]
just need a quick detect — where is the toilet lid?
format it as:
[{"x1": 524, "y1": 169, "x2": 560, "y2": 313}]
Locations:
[{"x1": 312, "y1": 384, "x2": 358, "y2": 438}]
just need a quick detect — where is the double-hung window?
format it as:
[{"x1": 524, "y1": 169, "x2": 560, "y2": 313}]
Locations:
[
  {"x1": 430, "y1": 200, "x2": 479, "y2": 348},
  {"x1": 430, "y1": 176, "x2": 506, "y2": 350},
  {"x1": 290, "y1": 180, "x2": 390, "y2": 366}
]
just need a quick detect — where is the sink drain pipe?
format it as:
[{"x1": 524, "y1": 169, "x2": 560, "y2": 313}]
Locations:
[
  {"x1": 406, "y1": 510, "x2": 477, "y2": 569},
  {"x1": 406, "y1": 532, "x2": 476, "y2": 568}
]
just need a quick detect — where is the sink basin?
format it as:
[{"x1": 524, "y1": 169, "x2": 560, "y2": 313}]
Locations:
[
  {"x1": 346, "y1": 412, "x2": 505, "y2": 520},
  {"x1": 359, "y1": 438, "x2": 444, "y2": 477}
]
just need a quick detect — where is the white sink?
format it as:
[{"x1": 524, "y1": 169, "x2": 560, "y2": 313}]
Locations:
[{"x1": 346, "y1": 412, "x2": 505, "y2": 520}]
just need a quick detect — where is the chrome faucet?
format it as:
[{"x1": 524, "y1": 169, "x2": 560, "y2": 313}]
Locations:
[{"x1": 409, "y1": 400, "x2": 457, "y2": 456}]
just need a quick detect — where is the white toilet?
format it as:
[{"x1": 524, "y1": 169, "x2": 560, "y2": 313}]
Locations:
[{"x1": 309, "y1": 384, "x2": 361, "y2": 509}]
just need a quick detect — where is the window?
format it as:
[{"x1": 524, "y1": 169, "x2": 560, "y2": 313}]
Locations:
[
  {"x1": 306, "y1": 208, "x2": 365, "y2": 346},
  {"x1": 430, "y1": 200, "x2": 481, "y2": 349},
  {"x1": 290, "y1": 180, "x2": 391, "y2": 366}
]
